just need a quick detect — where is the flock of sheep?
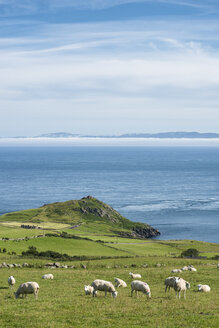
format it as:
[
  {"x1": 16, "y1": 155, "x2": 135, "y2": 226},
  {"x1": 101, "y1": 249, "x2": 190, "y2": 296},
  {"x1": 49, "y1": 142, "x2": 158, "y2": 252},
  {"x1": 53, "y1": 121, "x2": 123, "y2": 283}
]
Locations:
[
  {"x1": 7, "y1": 265, "x2": 211, "y2": 300},
  {"x1": 84, "y1": 268, "x2": 211, "y2": 300}
]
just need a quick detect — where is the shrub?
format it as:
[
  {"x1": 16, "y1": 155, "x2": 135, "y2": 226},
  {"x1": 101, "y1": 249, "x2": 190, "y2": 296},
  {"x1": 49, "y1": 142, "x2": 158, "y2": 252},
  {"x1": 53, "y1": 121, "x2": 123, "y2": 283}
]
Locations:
[{"x1": 181, "y1": 248, "x2": 200, "y2": 257}]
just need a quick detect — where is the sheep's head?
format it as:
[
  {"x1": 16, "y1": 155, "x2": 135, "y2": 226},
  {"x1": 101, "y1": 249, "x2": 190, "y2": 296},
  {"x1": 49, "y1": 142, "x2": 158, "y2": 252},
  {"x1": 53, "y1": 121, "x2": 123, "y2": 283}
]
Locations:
[
  {"x1": 14, "y1": 292, "x2": 19, "y2": 299},
  {"x1": 84, "y1": 285, "x2": 90, "y2": 295},
  {"x1": 112, "y1": 291, "x2": 118, "y2": 298},
  {"x1": 186, "y1": 282, "x2": 190, "y2": 289}
]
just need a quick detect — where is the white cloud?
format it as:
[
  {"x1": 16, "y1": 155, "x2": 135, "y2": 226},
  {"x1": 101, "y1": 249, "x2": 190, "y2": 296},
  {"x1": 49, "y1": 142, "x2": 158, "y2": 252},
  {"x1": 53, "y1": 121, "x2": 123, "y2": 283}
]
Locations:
[{"x1": 1, "y1": 8, "x2": 219, "y2": 135}]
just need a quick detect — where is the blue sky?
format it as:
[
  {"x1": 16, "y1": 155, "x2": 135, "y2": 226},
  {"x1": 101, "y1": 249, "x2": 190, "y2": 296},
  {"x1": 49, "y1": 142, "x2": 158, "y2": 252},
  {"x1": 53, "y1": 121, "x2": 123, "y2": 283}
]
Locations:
[{"x1": 1, "y1": 0, "x2": 219, "y2": 136}]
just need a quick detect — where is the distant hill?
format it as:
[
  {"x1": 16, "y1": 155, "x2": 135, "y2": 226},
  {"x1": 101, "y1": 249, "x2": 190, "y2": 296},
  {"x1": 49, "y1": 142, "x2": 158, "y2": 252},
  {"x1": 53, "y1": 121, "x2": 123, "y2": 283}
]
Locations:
[
  {"x1": 117, "y1": 132, "x2": 219, "y2": 139},
  {"x1": 0, "y1": 196, "x2": 160, "y2": 239},
  {"x1": 4, "y1": 131, "x2": 219, "y2": 139},
  {"x1": 34, "y1": 132, "x2": 80, "y2": 138}
]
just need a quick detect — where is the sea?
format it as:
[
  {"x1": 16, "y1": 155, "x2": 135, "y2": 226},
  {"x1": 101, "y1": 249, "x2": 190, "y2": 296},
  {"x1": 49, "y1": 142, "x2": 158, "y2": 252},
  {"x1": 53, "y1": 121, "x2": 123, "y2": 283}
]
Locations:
[{"x1": 0, "y1": 146, "x2": 219, "y2": 243}]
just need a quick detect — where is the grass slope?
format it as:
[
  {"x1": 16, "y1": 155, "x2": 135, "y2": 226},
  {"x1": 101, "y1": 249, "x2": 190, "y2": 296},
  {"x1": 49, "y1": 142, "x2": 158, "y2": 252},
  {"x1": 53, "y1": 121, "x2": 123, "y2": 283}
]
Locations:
[{"x1": 0, "y1": 196, "x2": 159, "y2": 238}]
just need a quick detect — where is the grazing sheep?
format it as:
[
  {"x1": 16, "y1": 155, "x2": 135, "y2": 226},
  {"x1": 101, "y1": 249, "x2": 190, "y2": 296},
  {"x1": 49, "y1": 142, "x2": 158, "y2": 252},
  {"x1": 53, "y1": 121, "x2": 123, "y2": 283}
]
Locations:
[
  {"x1": 188, "y1": 267, "x2": 197, "y2": 272},
  {"x1": 131, "y1": 280, "x2": 151, "y2": 298},
  {"x1": 197, "y1": 284, "x2": 211, "y2": 292},
  {"x1": 114, "y1": 278, "x2": 127, "y2": 288},
  {"x1": 164, "y1": 277, "x2": 180, "y2": 292},
  {"x1": 171, "y1": 269, "x2": 182, "y2": 273},
  {"x1": 181, "y1": 266, "x2": 189, "y2": 271},
  {"x1": 174, "y1": 278, "x2": 190, "y2": 299},
  {"x1": 42, "y1": 273, "x2": 54, "y2": 279},
  {"x1": 129, "y1": 272, "x2": 142, "y2": 279},
  {"x1": 14, "y1": 282, "x2": 40, "y2": 299},
  {"x1": 8, "y1": 276, "x2": 16, "y2": 288},
  {"x1": 91, "y1": 279, "x2": 117, "y2": 298},
  {"x1": 84, "y1": 285, "x2": 94, "y2": 295}
]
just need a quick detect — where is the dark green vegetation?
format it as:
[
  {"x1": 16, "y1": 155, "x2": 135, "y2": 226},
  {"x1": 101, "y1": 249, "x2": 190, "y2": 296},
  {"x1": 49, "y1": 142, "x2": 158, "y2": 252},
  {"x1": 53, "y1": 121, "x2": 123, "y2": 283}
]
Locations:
[
  {"x1": 0, "y1": 198, "x2": 218, "y2": 327},
  {"x1": 181, "y1": 248, "x2": 200, "y2": 258}
]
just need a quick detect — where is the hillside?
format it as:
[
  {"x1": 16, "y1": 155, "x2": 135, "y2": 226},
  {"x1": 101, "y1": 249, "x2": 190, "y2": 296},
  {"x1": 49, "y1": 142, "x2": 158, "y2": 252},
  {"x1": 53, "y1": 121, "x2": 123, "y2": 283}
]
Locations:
[{"x1": 0, "y1": 196, "x2": 160, "y2": 239}]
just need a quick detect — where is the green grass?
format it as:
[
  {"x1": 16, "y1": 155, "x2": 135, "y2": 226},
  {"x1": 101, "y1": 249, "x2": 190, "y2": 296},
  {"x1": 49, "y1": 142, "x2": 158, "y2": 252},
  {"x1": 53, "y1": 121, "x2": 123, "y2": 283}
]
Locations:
[
  {"x1": 0, "y1": 225, "x2": 42, "y2": 239},
  {"x1": 0, "y1": 258, "x2": 218, "y2": 328},
  {"x1": 0, "y1": 237, "x2": 129, "y2": 258}
]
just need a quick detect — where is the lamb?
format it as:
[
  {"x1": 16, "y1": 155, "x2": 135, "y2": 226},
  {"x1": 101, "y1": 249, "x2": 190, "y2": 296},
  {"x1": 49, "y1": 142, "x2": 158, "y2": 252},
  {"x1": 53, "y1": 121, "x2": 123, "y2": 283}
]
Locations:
[
  {"x1": 14, "y1": 282, "x2": 40, "y2": 299},
  {"x1": 197, "y1": 284, "x2": 211, "y2": 292},
  {"x1": 131, "y1": 280, "x2": 151, "y2": 298},
  {"x1": 84, "y1": 285, "x2": 94, "y2": 295},
  {"x1": 129, "y1": 272, "x2": 142, "y2": 279},
  {"x1": 91, "y1": 279, "x2": 117, "y2": 298},
  {"x1": 173, "y1": 278, "x2": 190, "y2": 299},
  {"x1": 188, "y1": 267, "x2": 197, "y2": 272},
  {"x1": 171, "y1": 269, "x2": 182, "y2": 273},
  {"x1": 8, "y1": 276, "x2": 16, "y2": 288},
  {"x1": 42, "y1": 274, "x2": 54, "y2": 279},
  {"x1": 164, "y1": 277, "x2": 180, "y2": 292},
  {"x1": 114, "y1": 278, "x2": 127, "y2": 288}
]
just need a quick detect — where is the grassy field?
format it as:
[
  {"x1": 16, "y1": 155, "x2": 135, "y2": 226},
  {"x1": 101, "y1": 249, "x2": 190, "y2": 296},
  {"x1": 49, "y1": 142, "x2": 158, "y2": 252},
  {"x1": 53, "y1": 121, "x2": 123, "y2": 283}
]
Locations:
[
  {"x1": 0, "y1": 257, "x2": 218, "y2": 328},
  {"x1": 0, "y1": 200, "x2": 218, "y2": 327}
]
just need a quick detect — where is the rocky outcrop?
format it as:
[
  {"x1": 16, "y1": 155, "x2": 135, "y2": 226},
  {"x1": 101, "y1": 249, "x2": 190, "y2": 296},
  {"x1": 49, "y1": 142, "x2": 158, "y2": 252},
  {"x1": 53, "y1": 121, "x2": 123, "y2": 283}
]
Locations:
[
  {"x1": 113, "y1": 225, "x2": 160, "y2": 239},
  {"x1": 132, "y1": 226, "x2": 160, "y2": 238}
]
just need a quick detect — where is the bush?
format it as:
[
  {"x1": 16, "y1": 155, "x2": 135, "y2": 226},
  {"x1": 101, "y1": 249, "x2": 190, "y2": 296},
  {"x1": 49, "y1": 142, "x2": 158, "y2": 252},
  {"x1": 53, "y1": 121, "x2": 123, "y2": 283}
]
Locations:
[{"x1": 181, "y1": 248, "x2": 200, "y2": 257}]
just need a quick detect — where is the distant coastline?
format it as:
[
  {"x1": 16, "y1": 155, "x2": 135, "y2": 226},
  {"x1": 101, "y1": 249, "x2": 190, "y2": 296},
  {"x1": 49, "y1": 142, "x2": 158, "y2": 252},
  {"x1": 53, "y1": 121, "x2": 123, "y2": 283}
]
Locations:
[{"x1": 2, "y1": 131, "x2": 219, "y2": 139}]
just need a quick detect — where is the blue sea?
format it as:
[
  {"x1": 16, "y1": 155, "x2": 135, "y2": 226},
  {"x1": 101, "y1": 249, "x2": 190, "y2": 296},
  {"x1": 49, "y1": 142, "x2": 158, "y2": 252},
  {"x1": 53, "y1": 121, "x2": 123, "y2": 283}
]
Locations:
[{"x1": 0, "y1": 146, "x2": 218, "y2": 243}]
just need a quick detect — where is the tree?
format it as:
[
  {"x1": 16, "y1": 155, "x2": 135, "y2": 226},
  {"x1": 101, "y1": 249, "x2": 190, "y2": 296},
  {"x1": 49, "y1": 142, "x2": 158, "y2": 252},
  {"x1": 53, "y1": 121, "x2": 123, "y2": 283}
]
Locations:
[{"x1": 181, "y1": 248, "x2": 199, "y2": 257}]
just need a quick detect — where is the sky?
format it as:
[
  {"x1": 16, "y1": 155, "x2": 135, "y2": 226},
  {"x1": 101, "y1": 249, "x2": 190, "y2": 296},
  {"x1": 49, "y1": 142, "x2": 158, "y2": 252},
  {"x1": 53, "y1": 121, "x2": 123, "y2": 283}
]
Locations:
[{"x1": 1, "y1": 0, "x2": 219, "y2": 137}]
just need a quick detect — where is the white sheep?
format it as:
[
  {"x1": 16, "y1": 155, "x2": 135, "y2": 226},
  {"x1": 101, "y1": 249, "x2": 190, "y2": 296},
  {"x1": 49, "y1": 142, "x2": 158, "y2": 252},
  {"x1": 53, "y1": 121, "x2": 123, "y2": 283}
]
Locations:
[
  {"x1": 42, "y1": 273, "x2": 54, "y2": 279},
  {"x1": 114, "y1": 278, "x2": 127, "y2": 288},
  {"x1": 8, "y1": 276, "x2": 16, "y2": 288},
  {"x1": 91, "y1": 279, "x2": 117, "y2": 298},
  {"x1": 131, "y1": 280, "x2": 151, "y2": 298},
  {"x1": 164, "y1": 277, "x2": 180, "y2": 292},
  {"x1": 84, "y1": 285, "x2": 94, "y2": 295},
  {"x1": 171, "y1": 269, "x2": 182, "y2": 273},
  {"x1": 181, "y1": 266, "x2": 189, "y2": 271},
  {"x1": 174, "y1": 278, "x2": 190, "y2": 299},
  {"x1": 188, "y1": 267, "x2": 197, "y2": 272},
  {"x1": 197, "y1": 284, "x2": 211, "y2": 292},
  {"x1": 129, "y1": 272, "x2": 142, "y2": 279},
  {"x1": 14, "y1": 282, "x2": 40, "y2": 299}
]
